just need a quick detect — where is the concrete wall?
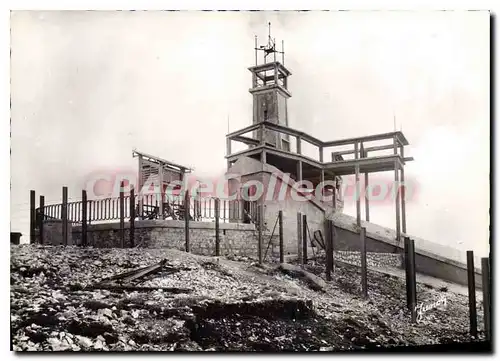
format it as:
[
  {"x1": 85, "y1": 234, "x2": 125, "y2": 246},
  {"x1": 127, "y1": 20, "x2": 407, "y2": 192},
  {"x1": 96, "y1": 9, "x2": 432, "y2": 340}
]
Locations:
[
  {"x1": 413, "y1": 251, "x2": 483, "y2": 289},
  {"x1": 261, "y1": 171, "x2": 326, "y2": 256},
  {"x1": 227, "y1": 157, "x2": 328, "y2": 257},
  {"x1": 40, "y1": 220, "x2": 74, "y2": 245},
  {"x1": 332, "y1": 224, "x2": 483, "y2": 289},
  {"x1": 334, "y1": 227, "x2": 399, "y2": 253},
  {"x1": 68, "y1": 220, "x2": 270, "y2": 259}
]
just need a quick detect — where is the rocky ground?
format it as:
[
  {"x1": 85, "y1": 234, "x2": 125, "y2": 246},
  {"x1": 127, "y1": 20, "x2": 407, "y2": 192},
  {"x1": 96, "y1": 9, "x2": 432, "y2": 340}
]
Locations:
[{"x1": 10, "y1": 245, "x2": 488, "y2": 352}]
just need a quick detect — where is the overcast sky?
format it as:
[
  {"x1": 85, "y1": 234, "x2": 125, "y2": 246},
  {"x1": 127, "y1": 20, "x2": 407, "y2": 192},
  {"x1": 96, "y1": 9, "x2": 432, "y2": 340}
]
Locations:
[{"x1": 10, "y1": 10, "x2": 490, "y2": 256}]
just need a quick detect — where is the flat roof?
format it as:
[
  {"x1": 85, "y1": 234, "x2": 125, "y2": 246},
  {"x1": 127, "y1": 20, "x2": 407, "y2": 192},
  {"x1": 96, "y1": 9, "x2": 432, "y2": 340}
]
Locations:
[{"x1": 133, "y1": 149, "x2": 193, "y2": 172}]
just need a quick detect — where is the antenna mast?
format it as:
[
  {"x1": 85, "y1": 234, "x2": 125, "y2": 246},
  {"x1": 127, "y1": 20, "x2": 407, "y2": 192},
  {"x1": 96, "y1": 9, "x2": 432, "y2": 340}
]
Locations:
[{"x1": 254, "y1": 22, "x2": 285, "y2": 65}]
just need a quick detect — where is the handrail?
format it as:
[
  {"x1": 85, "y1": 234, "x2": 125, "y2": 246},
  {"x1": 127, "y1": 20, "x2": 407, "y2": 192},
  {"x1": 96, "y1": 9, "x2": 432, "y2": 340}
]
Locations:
[
  {"x1": 227, "y1": 120, "x2": 409, "y2": 148},
  {"x1": 35, "y1": 195, "x2": 254, "y2": 224}
]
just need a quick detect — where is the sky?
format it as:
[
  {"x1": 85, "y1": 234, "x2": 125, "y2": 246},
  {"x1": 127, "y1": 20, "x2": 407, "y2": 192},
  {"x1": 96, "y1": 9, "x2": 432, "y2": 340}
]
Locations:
[{"x1": 10, "y1": 10, "x2": 490, "y2": 256}]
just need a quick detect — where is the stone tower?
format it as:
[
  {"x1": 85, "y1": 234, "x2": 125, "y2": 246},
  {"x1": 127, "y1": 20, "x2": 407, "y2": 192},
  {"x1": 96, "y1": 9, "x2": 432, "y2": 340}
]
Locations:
[{"x1": 249, "y1": 24, "x2": 291, "y2": 151}]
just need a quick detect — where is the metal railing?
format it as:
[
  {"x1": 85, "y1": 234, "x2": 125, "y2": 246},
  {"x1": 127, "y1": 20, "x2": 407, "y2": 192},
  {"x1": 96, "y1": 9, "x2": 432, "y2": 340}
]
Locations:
[
  {"x1": 35, "y1": 193, "x2": 256, "y2": 226},
  {"x1": 31, "y1": 186, "x2": 260, "y2": 249}
]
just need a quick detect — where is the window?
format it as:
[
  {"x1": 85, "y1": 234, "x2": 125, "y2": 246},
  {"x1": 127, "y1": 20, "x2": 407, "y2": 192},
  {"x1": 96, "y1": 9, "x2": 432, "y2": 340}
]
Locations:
[{"x1": 281, "y1": 138, "x2": 290, "y2": 152}]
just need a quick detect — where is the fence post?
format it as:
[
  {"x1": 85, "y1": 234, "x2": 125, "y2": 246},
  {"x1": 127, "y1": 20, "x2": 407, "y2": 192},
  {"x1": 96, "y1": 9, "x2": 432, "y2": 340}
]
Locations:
[
  {"x1": 215, "y1": 198, "x2": 220, "y2": 256},
  {"x1": 38, "y1": 195, "x2": 45, "y2": 245},
  {"x1": 466, "y1": 251, "x2": 478, "y2": 337},
  {"x1": 408, "y1": 239, "x2": 417, "y2": 323},
  {"x1": 297, "y1": 212, "x2": 303, "y2": 264},
  {"x1": 119, "y1": 181, "x2": 125, "y2": 248},
  {"x1": 302, "y1": 214, "x2": 308, "y2": 265},
  {"x1": 185, "y1": 190, "x2": 190, "y2": 252},
  {"x1": 404, "y1": 236, "x2": 411, "y2": 309},
  {"x1": 82, "y1": 190, "x2": 87, "y2": 247},
  {"x1": 411, "y1": 239, "x2": 417, "y2": 319},
  {"x1": 159, "y1": 165, "x2": 164, "y2": 219},
  {"x1": 30, "y1": 190, "x2": 36, "y2": 244},
  {"x1": 325, "y1": 219, "x2": 333, "y2": 281},
  {"x1": 331, "y1": 223, "x2": 336, "y2": 273},
  {"x1": 481, "y1": 257, "x2": 491, "y2": 340},
  {"x1": 62, "y1": 187, "x2": 68, "y2": 246},
  {"x1": 360, "y1": 227, "x2": 368, "y2": 298},
  {"x1": 278, "y1": 210, "x2": 284, "y2": 263},
  {"x1": 130, "y1": 187, "x2": 135, "y2": 248},
  {"x1": 88, "y1": 199, "x2": 92, "y2": 227},
  {"x1": 257, "y1": 203, "x2": 263, "y2": 264}
]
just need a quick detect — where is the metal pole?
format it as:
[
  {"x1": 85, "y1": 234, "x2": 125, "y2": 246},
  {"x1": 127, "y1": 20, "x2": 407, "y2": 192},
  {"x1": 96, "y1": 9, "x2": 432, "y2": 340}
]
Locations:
[
  {"x1": 364, "y1": 146, "x2": 370, "y2": 222},
  {"x1": 297, "y1": 212, "x2": 302, "y2": 264},
  {"x1": 254, "y1": 35, "x2": 258, "y2": 65},
  {"x1": 404, "y1": 237, "x2": 411, "y2": 309},
  {"x1": 82, "y1": 190, "x2": 87, "y2": 247},
  {"x1": 159, "y1": 164, "x2": 164, "y2": 219},
  {"x1": 39, "y1": 196, "x2": 45, "y2": 245},
  {"x1": 325, "y1": 219, "x2": 333, "y2": 281},
  {"x1": 302, "y1": 214, "x2": 308, "y2": 264},
  {"x1": 119, "y1": 182, "x2": 125, "y2": 248},
  {"x1": 365, "y1": 172, "x2": 370, "y2": 222},
  {"x1": 409, "y1": 239, "x2": 417, "y2": 323},
  {"x1": 215, "y1": 198, "x2": 220, "y2": 256},
  {"x1": 282, "y1": 40, "x2": 285, "y2": 65},
  {"x1": 360, "y1": 227, "x2": 368, "y2": 298},
  {"x1": 62, "y1": 187, "x2": 68, "y2": 246},
  {"x1": 355, "y1": 164, "x2": 361, "y2": 227},
  {"x1": 185, "y1": 190, "x2": 190, "y2": 252},
  {"x1": 129, "y1": 187, "x2": 135, "y2": 247},
  {"x1": 481, "y1": 257, "x2": 491, "y2": 340},
  {"x1": 29, "y1": 190, "x2": 36, "y2": 244},
  {"x1": 331, "y1": 221, "x2": 336, "y2": 273},
  {"x1": 466, "y1": 251, "x2": 477, "y2": 337},
  {"x1": 278, "y1": 210, "x2": 284, "y2": 263},
  {"x1": 273, "y1": 38, "x2": 276, "y2": 63}
]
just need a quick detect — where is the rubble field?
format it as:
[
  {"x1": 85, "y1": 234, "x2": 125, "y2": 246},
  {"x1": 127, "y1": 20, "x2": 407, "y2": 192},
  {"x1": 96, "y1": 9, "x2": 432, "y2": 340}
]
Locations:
[{"x1": 10, "y1": 245, "x2": 487, "y2": 351}]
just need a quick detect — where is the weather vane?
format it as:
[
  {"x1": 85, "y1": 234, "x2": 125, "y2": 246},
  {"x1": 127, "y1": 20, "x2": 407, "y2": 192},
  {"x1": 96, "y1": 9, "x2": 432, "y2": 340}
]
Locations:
[{"x1": 254, "y1": 22, "x2": 285, "y2": 65}]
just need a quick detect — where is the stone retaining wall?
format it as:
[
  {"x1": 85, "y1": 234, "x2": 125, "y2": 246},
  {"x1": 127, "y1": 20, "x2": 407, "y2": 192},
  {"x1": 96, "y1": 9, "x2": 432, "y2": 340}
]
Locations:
[
  {"x1": 66, "y1": 220, "x2": 274, "y2": 259},
  {"x1": 334, "y1": 251, "x2": 403, "y2": 269},
  {"x1": 38, "y1": 220, "x2": 74, "y2": 246}
]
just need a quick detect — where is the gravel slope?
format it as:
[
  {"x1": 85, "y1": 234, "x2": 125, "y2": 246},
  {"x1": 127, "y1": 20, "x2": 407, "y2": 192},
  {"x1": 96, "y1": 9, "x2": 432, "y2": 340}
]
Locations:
[{"x1": 10, "y1": 245, "x2": 487, "y2": 351}]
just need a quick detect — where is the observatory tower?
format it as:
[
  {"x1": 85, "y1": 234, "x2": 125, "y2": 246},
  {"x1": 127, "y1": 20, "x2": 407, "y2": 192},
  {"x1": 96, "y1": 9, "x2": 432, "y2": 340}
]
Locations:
[{"x1": 249, "y1": 23, "x2": 292, "y2": 151}]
